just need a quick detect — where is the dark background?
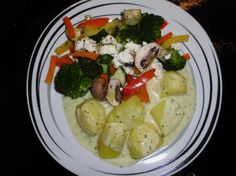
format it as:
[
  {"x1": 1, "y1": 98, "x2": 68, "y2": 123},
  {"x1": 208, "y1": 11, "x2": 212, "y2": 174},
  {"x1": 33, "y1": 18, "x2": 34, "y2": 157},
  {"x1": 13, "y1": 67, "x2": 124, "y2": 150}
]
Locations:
[{"x1": 3, "y1": 0, "x2": 235, "y2": 175}]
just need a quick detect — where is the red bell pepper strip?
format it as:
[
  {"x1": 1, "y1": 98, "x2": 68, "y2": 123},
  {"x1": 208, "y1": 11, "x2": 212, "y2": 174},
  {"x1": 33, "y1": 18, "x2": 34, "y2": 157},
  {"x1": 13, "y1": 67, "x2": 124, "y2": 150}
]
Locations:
[
  {"x1": 123, "y1": 69, "x2": 155, "y2": 100},
  {"x1": 135, "y1": 85, "x2": 150, "y2": 102},
  {"x1": 77, "y1": 18, "x2": 109, "y2": 28},
  {"x1": 126, "y1": 74, "x2": 134, "y2": 83}
]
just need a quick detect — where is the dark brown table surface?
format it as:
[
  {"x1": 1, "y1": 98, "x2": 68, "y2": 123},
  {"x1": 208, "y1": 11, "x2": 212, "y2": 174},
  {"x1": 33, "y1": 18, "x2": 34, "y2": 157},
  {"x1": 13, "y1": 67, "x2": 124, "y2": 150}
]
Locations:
[{"x1": 4, "y1": 0, "x2": 236, "y2": 175}]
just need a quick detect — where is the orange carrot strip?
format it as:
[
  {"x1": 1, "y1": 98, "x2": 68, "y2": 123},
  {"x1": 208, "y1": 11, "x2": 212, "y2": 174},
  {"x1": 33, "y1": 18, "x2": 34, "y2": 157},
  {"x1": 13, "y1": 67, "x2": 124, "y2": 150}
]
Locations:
[
  {"x1": 70, "y1": 51, "x2": 98, "y2": 60},
  {"x1": 109, "y1": 64, "x2": 117, "y2": 75},
  {"x1": 45, "y1": 55, "x2": 58, "y2": 85},
  {"x1": 56, "y1": 57, "x2": 75, "y2": 67},
  {"x1": 160, "y1": 20, "x2": 169, "y2": 29},
  {"x1": 63, "y1": 16, "x2": 75, "y2": 39},
  {"x1": 100, "y1": 73, "x2": 108, "y2": 82},
  {"x1": 77, "y1": 18, "x2": 109, "y2": 28},
  {"x1": 182, "y1": 53, "x2": 191, "y2": 60},
  {"x1": 156, "y1": 32, "x2": 173, "y2": 45}
]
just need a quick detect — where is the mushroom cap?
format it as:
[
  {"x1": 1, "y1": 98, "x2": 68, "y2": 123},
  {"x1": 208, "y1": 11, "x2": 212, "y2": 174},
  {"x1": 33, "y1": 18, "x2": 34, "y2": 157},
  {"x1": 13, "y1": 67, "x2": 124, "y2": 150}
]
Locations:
[{"x1": 135, "y1": 43, "x2": 160, "y2": 72}]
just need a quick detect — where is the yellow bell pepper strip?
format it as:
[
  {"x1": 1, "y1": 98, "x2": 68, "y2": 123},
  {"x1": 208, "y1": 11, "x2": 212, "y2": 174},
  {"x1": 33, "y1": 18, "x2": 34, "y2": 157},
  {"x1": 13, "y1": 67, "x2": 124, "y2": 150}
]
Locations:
[
  {"x1": 54, "y1": 40, "x2": 74, "y2": 55},
  {"x1": 156, "y1": 32, "x2": 173, "y2": 45},
  {"x1": 162, "y1": 34, "x2": 189, "y2": 48},
  {"x1": 44, "y1": 55, "x2": 58, "y2": 85},
  {"x1": 63, "y1": 16, "x2": 76, "y2": 39},
  {"x1": 77, "y1": 18, "x2": 109, "y2": 28}
]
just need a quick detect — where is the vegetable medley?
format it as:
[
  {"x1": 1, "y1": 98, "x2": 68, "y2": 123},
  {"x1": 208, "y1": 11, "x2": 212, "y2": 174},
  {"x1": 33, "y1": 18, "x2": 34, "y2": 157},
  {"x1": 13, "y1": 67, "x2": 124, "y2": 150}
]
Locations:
[{"x1": 45, "y1": 9, "x2": 192, "y2": 160}]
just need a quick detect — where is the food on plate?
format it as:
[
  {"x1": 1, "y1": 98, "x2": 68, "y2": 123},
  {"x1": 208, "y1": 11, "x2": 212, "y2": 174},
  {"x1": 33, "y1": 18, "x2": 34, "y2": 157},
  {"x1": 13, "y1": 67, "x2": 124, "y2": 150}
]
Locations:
[
  {"x1": 46, "y1": 8, "x2": 196, "y2": 167},
  {"x1": 151, "y1": 98, "x2": 184, "y2": 136},
  {"x1": 128, "y1": 123, "x2": 162, "y2": 159},
  {"x1": 98, "y1": 122, "x2": 129, "y2": 159},
  {"x1": 76, "y1": 98, "x2": 106, "y2": 135}
]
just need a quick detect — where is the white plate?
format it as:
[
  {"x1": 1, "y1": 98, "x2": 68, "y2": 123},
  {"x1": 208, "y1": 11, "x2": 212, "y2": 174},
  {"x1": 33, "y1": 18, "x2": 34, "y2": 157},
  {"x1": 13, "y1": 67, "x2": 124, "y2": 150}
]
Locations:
[{"x1": 26, "y1": 0, "x2": 222, "y2": 175}]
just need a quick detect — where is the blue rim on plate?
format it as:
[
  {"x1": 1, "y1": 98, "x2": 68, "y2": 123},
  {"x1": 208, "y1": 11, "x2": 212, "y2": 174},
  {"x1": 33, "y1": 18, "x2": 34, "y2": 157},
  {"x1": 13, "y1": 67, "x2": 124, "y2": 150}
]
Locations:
[{"x1": 26, "y1": 0, "x2": 222, "y2": 175}]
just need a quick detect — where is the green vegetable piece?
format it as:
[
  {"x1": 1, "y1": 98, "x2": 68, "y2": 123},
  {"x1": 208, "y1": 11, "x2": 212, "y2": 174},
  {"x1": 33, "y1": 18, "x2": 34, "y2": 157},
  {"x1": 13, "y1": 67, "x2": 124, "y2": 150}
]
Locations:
[
  {"x1": 96, "y1": 54, "x2": 114, "y2": 73},
  {"x1": 116, "y1": 12, "x2": 164, "y2": 44},
  {"x1": 96, "y1": 54, "x2": 113, "y2": 64},
  {"x1": 54, "y1": 60, "x2": 102, "y2": 99},
  {"x1": 110, "y1": 67, "x2": 126, "y2": 86},
  {"x1": 90, "y1": 29, "x2": 108, "y2": 42},
  {"x1": 160, "y1": 49, "x2": 186, "y2": 71}
]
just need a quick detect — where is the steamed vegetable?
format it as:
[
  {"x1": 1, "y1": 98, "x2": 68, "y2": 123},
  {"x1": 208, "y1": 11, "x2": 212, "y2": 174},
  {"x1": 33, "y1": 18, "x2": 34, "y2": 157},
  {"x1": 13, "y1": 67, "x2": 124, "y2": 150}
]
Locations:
[
  {"x1": 123, "y1": 69, "x2": 155, "y2": 100},
  {"x1": 77, "y1": 17, "x2": 109, "y2": 28},
  {"x1": 162, "y1": 34, "x2": 189, "y2": 48},
  {"x1": 150, "y1": 98, "x2": 184, "y2": 136},
  {"x1": 116, "y1": 13, "x2": 164, "y2": 44},
  {"x1": 97, "y1": 122, "x2": 129, "y2": 159},
  {"x1": 45, "y1": 55, "x2": 58, "y2": 85},
  {"x1": 159, "y1": 48, "x2": 186, "y2": 71},
  {"x1": 76, "y1": 98, "x2": 106, "y2": 135},
  {"x1": 54, "y1": 59, "x2": 102, "y2": 98},
  {"x1": 121, "y1": 9, "x2": 142, "y2": 26},
  {"x1": 128, "y1": 123, "x2": 162, "y2": 159}
]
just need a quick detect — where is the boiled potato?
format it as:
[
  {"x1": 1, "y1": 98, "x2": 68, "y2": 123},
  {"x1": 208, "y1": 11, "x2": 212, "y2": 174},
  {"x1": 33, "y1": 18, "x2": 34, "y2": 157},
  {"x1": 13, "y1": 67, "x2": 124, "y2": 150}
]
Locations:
[
  {"x1": 128, "y1": 123, "x2": 162, "y2": 159},
  {"x1": 76, "y1": 98, "x2": 106, "y2": 135},
  {"x1": 107, "y1": 96, "x2": 144, "y2": 128},
  {"x1": 150, "y1": 98, "x2": 184, "y2": 136},
  {"x1": 97, "y1": 122, "x2": 129, "y2": 159},
  {"x1": 160, "y1": 71, "x2": 187, "y2": 98}
]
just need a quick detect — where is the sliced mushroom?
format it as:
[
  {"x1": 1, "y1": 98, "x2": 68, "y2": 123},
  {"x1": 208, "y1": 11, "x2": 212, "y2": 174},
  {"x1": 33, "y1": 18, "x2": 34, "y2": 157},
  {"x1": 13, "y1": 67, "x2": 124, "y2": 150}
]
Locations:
[
  {"x1": 135, "y1": 43, "x2": 160, "y2": 72},
  {"x1": 106, "y1": 79, "x2": 123, "y2": 106},
  {"x1": 91, "y1": 78, "x2": 108, "y2": 101}
]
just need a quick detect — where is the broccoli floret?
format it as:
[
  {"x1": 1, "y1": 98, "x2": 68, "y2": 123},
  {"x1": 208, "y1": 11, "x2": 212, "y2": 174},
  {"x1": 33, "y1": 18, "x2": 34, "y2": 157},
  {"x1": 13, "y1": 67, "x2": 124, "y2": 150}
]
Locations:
[
  {"x1": 139, "y1": 13, "x2": 164, "y2": 43},
  {"x1": 77, "y1": 58, "x2": 103, "y2": 80},
  {"x1": 54, "y1": 59, "x2": 102, "y2": 99},
  {"x1": 116, "y1": 13, "x2": 164, "y2": 44},
  {"x1": 160, "y1": 49, "x2": 186, "y2": 71}
]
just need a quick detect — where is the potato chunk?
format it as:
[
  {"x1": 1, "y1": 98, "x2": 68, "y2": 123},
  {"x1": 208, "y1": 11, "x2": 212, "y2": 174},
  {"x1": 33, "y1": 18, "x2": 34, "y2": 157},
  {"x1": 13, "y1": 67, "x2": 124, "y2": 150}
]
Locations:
[
  {"x1": 107, "y1": 96, "x2": 145, "y2": 128},
  {"x1": 128, "y1": 123, "x2": 162, "y2": 159},
  {"x1": 97, "y1": 122, "x2": 129, "y2": 159},
  {"x1": 160, "y1": 71, "x2": 187, "y2": 98},
  {"x1": 150, "y1": 98, "x2": 184, "y2": 136},
  {"x1": 76, "y1": 98, "x2": 106, "y2": 135}
]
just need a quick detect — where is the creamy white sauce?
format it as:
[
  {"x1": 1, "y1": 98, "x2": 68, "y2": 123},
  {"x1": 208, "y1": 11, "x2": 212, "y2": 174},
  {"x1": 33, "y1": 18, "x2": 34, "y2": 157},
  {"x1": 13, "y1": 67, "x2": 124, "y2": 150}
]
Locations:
[{"x1": 63, "y1": 66, "x2": 196, "y2": 167}]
